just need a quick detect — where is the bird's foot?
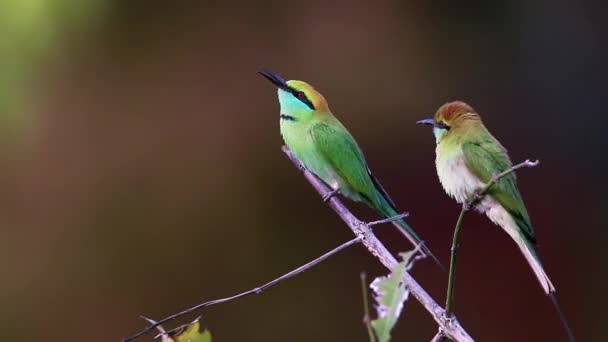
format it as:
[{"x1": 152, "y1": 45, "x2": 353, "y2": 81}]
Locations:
[
  {"x1": 441, "y1": 311, "x2": 455, "y2": 327},
  {"x1": 465, "y1": 189, "x2": 485, "y2": 209},
  {"x1": 322, "y1": 188, "x2": 340, "y2": 202}
]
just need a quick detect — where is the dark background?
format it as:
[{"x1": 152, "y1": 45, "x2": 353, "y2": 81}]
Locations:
[{"x1": 0, "y1": 1, "x2": 604, "y2": 341}]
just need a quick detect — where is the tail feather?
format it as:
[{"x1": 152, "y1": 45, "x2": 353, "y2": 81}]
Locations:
[
  {"x1": 549, "y1": 293, "x2": 576, "y2": 342},
  {"x1": 515, "y1": 236, "x2": 555, "y2": 293},
  {"x1": 516, "y1": 237, "x2": 576, "y2": 340},
  {"x1": 498, "y1": 218, "x2": 575, "y2": 340},
  {"x1": 374, "y1": 196, "x2": 444, "y2": 271},
  {"x1": 390, "y1": 219, "x2": 445, "y2": 271},
  {"x1": 366, "y1": 172, "x2": 443, "y2": 270}
]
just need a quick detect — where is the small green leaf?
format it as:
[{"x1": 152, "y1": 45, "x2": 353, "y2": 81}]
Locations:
[
  {"x1": 173, "y1": 322, "x2": 212, "y2": 342},
  {"x1": 147, "y1": 317, "x2": 212, "y2": 342},
  {"x1": 370, "y1": 252, "x2": 415, "y2": 342}
]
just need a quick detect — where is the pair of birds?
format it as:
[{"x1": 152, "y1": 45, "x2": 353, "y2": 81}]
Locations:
[{"x1": 258, "y1": 69, "x2": 555, "y2": 296}]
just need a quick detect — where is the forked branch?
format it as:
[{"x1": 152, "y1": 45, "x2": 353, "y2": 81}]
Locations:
[
  {"x1": 282, "y1": 146, "x2": 474, "y2": 342},
  {"x1": 122, "y1": 146, "x2": 478, "y2": 342}
]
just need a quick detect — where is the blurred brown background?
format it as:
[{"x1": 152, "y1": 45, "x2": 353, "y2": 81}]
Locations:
[{"x1": 0, "y1": 1, "x2": 604, "y2": 341}]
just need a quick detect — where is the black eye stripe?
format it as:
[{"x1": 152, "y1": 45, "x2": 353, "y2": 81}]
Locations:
[
  {"x1": 288, "y1": 88, "x2": 315, "y2": 110},
  {"x1": 436, "y1": 122, "x2": 450, "y2": 130}
]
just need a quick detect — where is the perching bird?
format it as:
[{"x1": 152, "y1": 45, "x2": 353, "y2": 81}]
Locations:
[
  {"x1": 417, "y1": 101, "x2": 574, "y2": 340},
  {"x1": 259, "y1": 69, "x2": 442, "y2": 268},
  {"x1": 416, "y1": 101, "x2": 553, "y2": 292}
]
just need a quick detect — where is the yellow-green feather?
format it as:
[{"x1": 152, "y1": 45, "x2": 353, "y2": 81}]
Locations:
[
  {"x1": 277, "y1": 81, "x2": 440, "y2": 267},
  {"x1": 432, "y1": 102, "x2": 554, "y2": 293}
]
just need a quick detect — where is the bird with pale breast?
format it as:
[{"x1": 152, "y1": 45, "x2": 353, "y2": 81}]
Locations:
[
  {"x1": 259, "y1": 68, "x2": 442, "y2": 269},
  {"x1": 418, "y1": 101, "x2": 574, "y2": 341},
  {"x1": 418, "y1": 101, "x2": 553, "y2": 293}
]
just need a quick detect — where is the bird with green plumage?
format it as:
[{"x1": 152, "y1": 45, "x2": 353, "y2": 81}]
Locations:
[
  {"x1": 418, "y1": 101, "x2": 576, "y2": 342},
  {"x1": 258, "y1": 69, "x2": 442, "y2": 269},
  {"x1": 417, "y1": 101, "x2": 555, "y2": 294}
]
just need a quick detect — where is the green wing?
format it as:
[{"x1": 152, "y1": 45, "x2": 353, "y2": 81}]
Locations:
[
  {"x1": 310, "y1": 122, "x2": 442, "y2": 268},
  {"x1": 309, "y1": 122, "x2": 386, "y2": 207},
  {"x1": 462, "y1": 141, "x2": 536, "y2": 243}
]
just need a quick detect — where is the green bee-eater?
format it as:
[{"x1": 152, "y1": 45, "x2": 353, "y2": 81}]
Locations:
[
  {"x1": 259, "y1": 69, "x2": 441, "y2": 268},
  {"x1": 417, "y1": 101, "x2": 555, "y2": 293}
]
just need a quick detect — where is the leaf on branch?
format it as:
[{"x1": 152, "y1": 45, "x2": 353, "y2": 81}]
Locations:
[
  {"x1": 170, "y1": 321, "x2": 211, "y2": 342},
  {"x1": 370, "y1": 252, "x2": 414, "y2": 342},
  {"x1": 148, "y1": 318, "x2": 212, "y2": 342}
]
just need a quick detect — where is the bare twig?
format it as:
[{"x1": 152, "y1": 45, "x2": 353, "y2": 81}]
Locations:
[
  {"x1": 444, "y1": 159, "x2": 540, "y2": 316},
  {"x1": 360, "y1": 272, "x2": 377, "y2": 342},
  {"x1": 122, "y1": 237, "x2": 362, "y2": 342},
  {"x1": 431, "y1": 330, "x2": 447, "y2": 342},
  {"x1": 444, "y1": 206, "x2": 468, "y2": 317},
  {"x1": 405, "y1": 246, "x2": 427, "y2": 271},
  {"x1": 283, "y1": 146, "x2": 474, "y2": 342},
  {"x1": 141, "y1": 316, "x2": 200, "y2": 340},
  {"x1": 140, "y1": 317, "x2": 168, "y2": 339},
  {"x1": 367, "y1": 212, "x2": 409, "y2": 227}
]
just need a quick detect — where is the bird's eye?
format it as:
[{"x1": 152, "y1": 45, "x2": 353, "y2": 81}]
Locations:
[
  {"x1": 290, "y1": 89, "x2": 315, "y2": 110},
  {"x1": 437, "y1": 121, "x2": 450, "y2": 130}
]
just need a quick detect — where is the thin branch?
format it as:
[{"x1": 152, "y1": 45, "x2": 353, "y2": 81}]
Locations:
[
  {"x1": 445, "y1": 207, "x2": 468, "y2": 316},
  {"x1": 140, "y1": 316, "x2": 200, "y2": 340},
  {"x1": 122, "y1": 237, "x2": 362, "y2": 342},
  {"x1": 154, "y1": 318, "x2": 206, "y2": 340},
  {"x1": 282, "y1": 146, "x2": 474, "y2": 342},
  {"x1": 484, "y1": 159, "x2": 539, "y2": 195},
  {"x1": 444, "y1": 159, "x2": 540, "y2": 317},
  {"x1": 360, "y1": 272, "x2": 377, "y2": 342},
  {"x1": 367, "y1": 212, "x2": 409, "y2": 227},
  {"x1": 404, "y1": 244, "x2": 425, "y2": 271},
  {"x1": 431, "y1": 330, "x2": 447, "y2": 342}
]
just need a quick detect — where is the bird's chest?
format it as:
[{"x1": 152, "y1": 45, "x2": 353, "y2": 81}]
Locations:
[
  {"x1": 436, "y1": 146, "x2": 486, "y2": 205},
  {"x1": 280, "y1": 120, "x2": 341, "y2": 189},
  {"x1": 280, "y1": 120, "x2": 308, "y2": 155}
]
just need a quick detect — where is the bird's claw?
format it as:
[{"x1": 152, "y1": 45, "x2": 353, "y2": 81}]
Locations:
[
  {"x1": 322, "y1": 189, "x2": 339, "y2": 202},
  {"x1": 441, "y1": 312, "x2": 454, "y2": 327}
]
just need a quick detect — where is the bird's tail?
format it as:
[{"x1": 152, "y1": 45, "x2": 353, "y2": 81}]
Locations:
[
  {"x1": 509, "y1": 228, "x2": 574, "y2": 341},
  {"x1": 376, "y1": 198, "x2": 444, "y2": 271},
  {"x1": 549, "y1": 293, "x2": 576, "y2": 342},
  {"x1": 514, "y1": 235, "x2": 555, "y2": 294}
]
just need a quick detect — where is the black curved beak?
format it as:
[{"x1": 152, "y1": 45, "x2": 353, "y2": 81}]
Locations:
[
  {"x1": 416, "y1": 118, "x2": 436, "y2": 126},
  {"x1": 258, "y1": 68, "x2": 290, "y2": 91}
]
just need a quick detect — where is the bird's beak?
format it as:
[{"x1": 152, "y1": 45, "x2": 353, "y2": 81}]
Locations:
[
  {"x1": 258, "y1": 68, "x2": 290, "y2": 91},
  {"x1": 416, "y1": 118, "x2": 436, "y2": 127}
]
